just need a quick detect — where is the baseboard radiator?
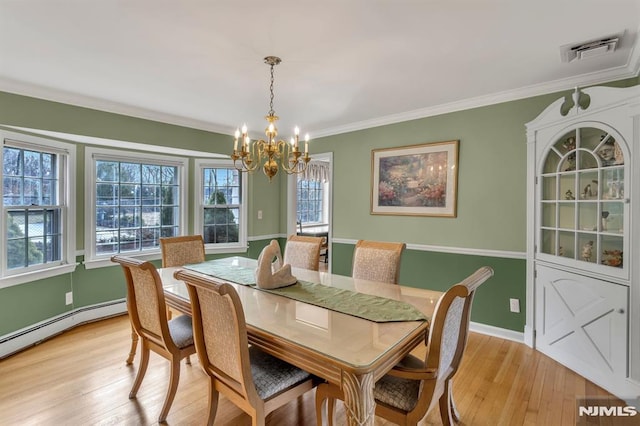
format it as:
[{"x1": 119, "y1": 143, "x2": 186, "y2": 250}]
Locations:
[{"x1": 0, "y1": 299, "x2": 127, "y2": 359}]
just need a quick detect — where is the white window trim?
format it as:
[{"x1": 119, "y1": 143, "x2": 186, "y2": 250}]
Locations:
[
  {"x1": 83, "y1": 147, "x2": 188, "y2": 269},
  {"x1": 194, "y1": 159, "x2": 248, "y2": 254},
  {"x1": 0, "y1": 130, "x2": 77, "y2": 288}
]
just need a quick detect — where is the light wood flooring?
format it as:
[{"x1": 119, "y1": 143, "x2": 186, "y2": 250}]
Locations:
[{"x1": 0, "y1": 314, "x2": 625, "y2": 425}]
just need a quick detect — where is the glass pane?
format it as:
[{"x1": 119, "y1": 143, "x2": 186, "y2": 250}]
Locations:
[
  {"x1": 579, "y1": 127, "x2": 603, "y2": 151},
  {"x1": 120, "y1": 163, "x2": 141, "y2": 183},
  {"x1": 600, "y1": 235, "x2": 623, "y2": 268},
  {"x1": 3, "y1": 177, "x2": 23, "y2": 205},
  {"x1": 120, "y1": 229, "x2": 141, "y2": 252},
  {"x1": 161, "y1": 206, "x2": 178, "y2": 226},
  {"x1": 540, "y1": 229, "x2": 556, "y2": 255},
  {"x1": 543, "y1": 152, "x2": 561, "y2": 174},
  {"x1": 142, "y1": 206, "x2": 161, "y2": 227},
  {"x1": 577, "y1": 233, "x2": 596, "y2": 264},
  {"x1": 27, "y1": 237, "x2": 44, "y2": 266},
  {"x1": 601, "y1": 201, "x2": 624, "y2": 234},
  {"x1": 24, "y1": 178, "x2": 42, "y2": 205},
  {"x1": 142, "y1": 164, "x2": 161, "y2": 184},
  {"x1": 559, "y1": 174, "x2": 575, "y2": 201},
  {"x1": 7, "y1": 239, "x2": 26, "y2": 269},
  {"x1": 42, "y1": 179, "x2": 56, "y2": 205},
  {"x1": 97, "y1": 206, "x2": 118, "y2": 228},
  {"x1": 3, "y1": 147, "x2": 22, "y2": 176},
  {"x1": 120, "y1": 207, "x2": 141, "y2": 227},
  {"x1": 96, "y1": 161, "x2": 118, "y2": 182},
  {"x1": 578, "y1": 171, "x2": 598, "y2": 200},
  {"x1": 558, "y1": 231, "x2": 575, "y2": 259},
  {"x1": 27, "y1": 211, "x2": 45, "y2": 237},
  {"x1": 119, "y1": 184, "x2": 139, "y2": 205},
  {"x1": 141, "y1": 185, "x2": 160, "y2": 205},
  {"x1": 42, "y1": 153, "x2": 54, "y2": 178},
  {"x1": 542, "y1": 176, "x2": 556, "y2": 200},
  {"x1": 577, "y1": 202, "x2": 597, "y2": 232},
  {"x1": 141, "y1": 227, "x2": 160, "y2": 248},
  {"x1": 601, "y1": 167, "x2": 624, "y2": 200},
  {"x1": 161, "y1": 226, "x2": 178, "y2": 238},
  {"x1": 578, "y1": 150, "x2": 598, "y2": 171},
  {"x1": 162, "y1": 186, "x2": 178, "y2": 205},
  {"x1": 161, "y1": 166, "x2": 178, "y2": 185},
  {"x1": 541, "y1": 203, "x2": 555, "y2": 228},
  {"x1": 23, "y1": 151, "x2": 41, "y2": 177},
  {"x1": 558, "y1": 203, "x2": 575, "y2": 229},
  {"x1": 96, "y1": 183, "x2": 118, "y2": 205}
]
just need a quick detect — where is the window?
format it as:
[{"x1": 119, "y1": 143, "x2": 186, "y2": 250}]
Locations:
[
  {"x1": 1, "y1": 131, "x2": 76, "y2": 286},
  {"x1": 195, "y1": 160, "x2": 247, "y2": 252},
  {"x1": 85, "y1": 147, "x2": 187, "y2": 267},
  {"x1": 297, "y1": 178, "x2": 324, "y2": 224}
]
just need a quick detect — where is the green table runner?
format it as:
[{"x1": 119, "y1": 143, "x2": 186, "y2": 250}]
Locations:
[
  {"x1": 184, "y1": 261, "x2": 256, "y2": 285},
  {"x1": 183, "y1": 261, "x2": 427, "y2": 323}
]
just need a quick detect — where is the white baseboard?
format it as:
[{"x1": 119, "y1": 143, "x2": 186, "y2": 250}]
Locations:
[
  {"x1": 470, "y1": 321, "x2": 525, "y2": 344},
  {"x1": 0, "y1": 299, "x2": 127, "y2": 359}
]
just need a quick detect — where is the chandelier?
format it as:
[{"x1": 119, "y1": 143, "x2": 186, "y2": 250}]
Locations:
[{"x1": 231, "y1": 56, "x2": 311, "y2": 181}]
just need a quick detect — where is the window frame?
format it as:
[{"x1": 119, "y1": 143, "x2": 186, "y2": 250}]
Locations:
[
  {"x1": 296, "y1": 176, "x2": 328, "y2": 226},
  {"x1": 0, "y1": 130, "x2": 77, "y2": 288},
  {"x1": 194, "y1": 159, "x2": 248, "y2": 254},
  {"x1": 84, "y1": 147, "x2": 188, "y2": 269}
]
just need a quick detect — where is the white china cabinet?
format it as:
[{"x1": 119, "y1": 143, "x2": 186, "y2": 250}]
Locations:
[{"x1": 526, "y1": 85, "x2": 640, "y2": 403}]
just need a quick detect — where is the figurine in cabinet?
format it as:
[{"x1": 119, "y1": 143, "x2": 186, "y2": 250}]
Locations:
[
  {"x1": 565, "y1": 189, "x2": 575, "y2": 200},
  {"x1": 581, "y1": 241, "x2": 594, "y2": 262},
  {"x1": 562, "y1": 136, "x2": 576, "y2": 171},
  {"x1": 597, "y1": 140, "x2": 616, "y2": 167}
]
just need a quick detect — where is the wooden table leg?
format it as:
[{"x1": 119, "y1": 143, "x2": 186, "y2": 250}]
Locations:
[
  {"x1": 341, "y1": 371, "x2": 375, "y2": 426},
  {"x1": 126, "y1": 325, "x2": 138, "y2": 365}
]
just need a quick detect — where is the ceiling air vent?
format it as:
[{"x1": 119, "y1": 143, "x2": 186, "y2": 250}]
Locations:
[{"x1": 560, "y1": 32, "x2": 623, "y2": 63}]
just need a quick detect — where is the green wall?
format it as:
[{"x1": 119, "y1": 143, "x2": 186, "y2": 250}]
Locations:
[{"x1": 1, "y1": 77, "x2": 638, "y2": 337}]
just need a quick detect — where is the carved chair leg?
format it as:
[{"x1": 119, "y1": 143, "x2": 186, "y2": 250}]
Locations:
[
  {"x1": 158, "y1": 358, "x2": 181, "y2": 423},
  {"x1": 439, "y1": 380, "x2": 455, "y2": 426},
  {"x1": 206, "y1": 381, "x2": 220, "y2": 426},
  {"x1": 448, "y1": 381, "x2": 460, "y2": 423},
  {"x1": 126, "y1": 325, "x2": 138, "y2": 365},
  {"x1": 129, "y1": 344, "x2": 149, "y2": 398}
]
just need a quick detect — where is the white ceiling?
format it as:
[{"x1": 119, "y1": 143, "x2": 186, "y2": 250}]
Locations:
[{"x1": 1, "y1": 1, "x2": 639, "y2": 140}]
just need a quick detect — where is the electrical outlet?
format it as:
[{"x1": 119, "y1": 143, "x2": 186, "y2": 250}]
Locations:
[
  {"x1": 65, "y1": 291, "x2": 73, "y2": 306},
  {"x1": 257, "y1": 210, "x2": 263, "y2": 220},
  {"x1": 509, "y1": 298, "x2": 520, "y2": 313}
]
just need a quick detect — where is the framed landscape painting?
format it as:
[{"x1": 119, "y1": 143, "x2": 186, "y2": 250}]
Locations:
[{"x1": 371, "y1": 140, "x2": 459, "y2": 217}]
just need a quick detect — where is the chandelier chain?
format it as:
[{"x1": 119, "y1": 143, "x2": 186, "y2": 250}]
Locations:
[{"x1": 268, "y1": 63, "x2": 275, "y2": 117}]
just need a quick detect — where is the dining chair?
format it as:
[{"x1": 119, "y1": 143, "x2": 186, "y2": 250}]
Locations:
[
  {"x1": 351, "y1": 240, "x2": 406, "y2": 284},
  {"x1": 111, "y1": 255, "x2": 196, "y2": 423},
  {"x1": 316, "y1": 266, "x2": 494, "y2": 426},
  {"x1": 284, "y1": 234, "x2": 323, "y2": 271},
  {"x1": 159, "y1": 235, "x2": 206, "y2": 268},
  {"x1": 175, "y1": 268, "x2": 318, "y2": 426}
]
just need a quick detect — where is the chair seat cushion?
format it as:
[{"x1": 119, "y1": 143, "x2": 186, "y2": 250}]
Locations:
[
  {"x1": 374, "y1": 354, "x2": 423, "y2": 412},
  {"x1": 249, "y1": 346, "x2": 313, "y2": 400},
  {"x1": 168, "y1": 314, "x2": 194, "y2": 348}
]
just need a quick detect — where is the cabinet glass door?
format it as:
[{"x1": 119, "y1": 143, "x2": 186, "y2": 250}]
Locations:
[{"x1": 539, "y1": 127, "x2": 625, "y2": 270}]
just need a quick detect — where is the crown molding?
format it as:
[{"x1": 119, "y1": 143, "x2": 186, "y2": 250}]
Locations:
[
  {"x1": 313, "y1": 63, "x2": 640, "y2": 138},
  {"x1": 2, "y1": 56, "x2": 638, "y2": 140}
]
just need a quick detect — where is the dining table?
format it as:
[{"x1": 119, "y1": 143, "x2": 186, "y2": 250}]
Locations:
[{"x1": 160, "y1": 256, "x2": 442, "y2": 426}]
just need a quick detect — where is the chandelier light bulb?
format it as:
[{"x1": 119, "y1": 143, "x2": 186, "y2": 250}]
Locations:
[
  {"x1": 294, "y1": 126, "x2": 300, "y2": 136},
  {"x1": 241, "y1": 124, "x2": 247, "y2": 134}
]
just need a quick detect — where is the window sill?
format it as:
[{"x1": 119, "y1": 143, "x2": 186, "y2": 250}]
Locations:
[
  {"x1": 83, "y1": 252, "x2": 162, "y2": 270},
  {"x1": 204, "y1": 244, "x2": 248, "y2": 255},
  {"x1": 0, "y1": 263, "x2": 79, "y2": 289}
]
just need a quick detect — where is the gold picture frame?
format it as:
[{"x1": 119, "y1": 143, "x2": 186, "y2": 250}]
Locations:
[{"x1": 371, "y1": 140, "x2": 459, "y2": 217}]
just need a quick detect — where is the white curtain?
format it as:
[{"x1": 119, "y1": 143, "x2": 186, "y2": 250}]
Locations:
[{"x1": 301, "y1": 160, "x2": 330, "y2": 182}]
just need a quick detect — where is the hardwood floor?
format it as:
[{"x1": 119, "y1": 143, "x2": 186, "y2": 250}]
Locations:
[{"x1": 0, "y1": 314, "x2": 623, "y2": 425}]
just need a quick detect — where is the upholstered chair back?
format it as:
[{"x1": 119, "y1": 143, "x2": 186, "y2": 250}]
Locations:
[
  {"x1": 284, "y1": 235, "x2": 322, "y2": 271},
  {"x1": 352, "y1": 240, "x2": 406, "y2": 284},
  {"x1": 160, "y1": 235, "x2": 205, "y2": 267}
]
